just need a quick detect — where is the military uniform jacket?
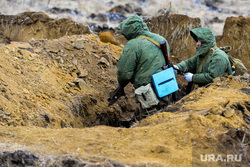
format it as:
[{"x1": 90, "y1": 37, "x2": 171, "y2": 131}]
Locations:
[
  {"x1": 177, "y1": 27, "x2": 232, "y2": 86},
  {"x1": 117, "y1": 15, "x2": 170, "y2": 89}
]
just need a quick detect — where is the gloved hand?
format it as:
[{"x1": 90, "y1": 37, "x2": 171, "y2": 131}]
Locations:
[
  {"x1": 108, "y1": 85, "x2": 125, "y2": 106},
  {"x1": 173, "y1": 65, "x2": 179, "y2": 74},
  {"x1": 183, "y1": 72, "x2": 193, "y2": 82}
]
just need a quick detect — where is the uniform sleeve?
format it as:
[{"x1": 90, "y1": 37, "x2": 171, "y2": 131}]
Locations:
[
  {"x1": 192, "y1": 57, "x2": 227, "y2": 85},
  {"x1": 176, "y1": 56, "x2": 197, "y2": 73},
  {"x1": 117, "y1": 41, "x2": 138, "y2": 87}
]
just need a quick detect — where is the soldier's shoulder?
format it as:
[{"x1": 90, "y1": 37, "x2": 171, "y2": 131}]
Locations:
[
  {"x1": 214, "y1": 47, "x2": 228, "y2": 56},
  {"x1": 213, "y1": 48, "x2": 230, "y2": 62},
  {"x1": 123, "y1": 38, "x2": 142, "y2": 51}
]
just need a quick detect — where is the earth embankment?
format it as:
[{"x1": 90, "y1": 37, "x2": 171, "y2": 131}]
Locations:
[{"x1": 0, "y1": 12, "x2": 249, "y2": 166}]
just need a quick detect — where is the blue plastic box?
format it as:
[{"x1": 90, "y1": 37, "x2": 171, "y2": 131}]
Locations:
[{"x1": 152, "y1": 67, "x2": 179, "y2": 98}]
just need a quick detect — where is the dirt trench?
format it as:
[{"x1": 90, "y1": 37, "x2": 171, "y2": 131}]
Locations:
[
  {"x1": 0, "y1": 12, "x2": 249, "y2": 129},
  {"x1": 0, "y1": 12, "x2": 249, "y2": 166}
]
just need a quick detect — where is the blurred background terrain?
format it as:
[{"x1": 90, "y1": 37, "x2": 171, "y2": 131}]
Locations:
[{"x1": 1, "y1": 0, "x2": 249, "y2": 35}]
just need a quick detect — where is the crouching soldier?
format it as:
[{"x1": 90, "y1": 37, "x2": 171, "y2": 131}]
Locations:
[
  {"x1": 108, "y1": 15, "x2": 171, "y2": 116},
  {"x1": 174, "y1": 27, "x2": 232, "y2": 94}
]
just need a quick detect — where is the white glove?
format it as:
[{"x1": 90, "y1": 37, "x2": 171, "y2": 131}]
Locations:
[
  {"x1": 173, "y1": 65, "x2": 179, "y2": 74},
  {"x1": 183, "y1": 72, "x2": 193, "y2": 82}
]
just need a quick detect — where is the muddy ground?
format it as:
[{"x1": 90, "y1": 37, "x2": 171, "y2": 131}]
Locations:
[{"x1": 0, "y1": 11, "x2": 249, "y2": 166}]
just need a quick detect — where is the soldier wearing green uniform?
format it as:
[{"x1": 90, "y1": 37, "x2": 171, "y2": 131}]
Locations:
[
  {"x1": 174, "y1": 27, "x2": 232, "y2": 94},
  {"x1": 117, "y1": 15, "x2": 170, "y2": 109}
]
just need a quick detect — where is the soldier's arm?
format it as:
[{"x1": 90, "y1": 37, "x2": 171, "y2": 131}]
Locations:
[
  {"x1": 117, "y1": 41, "x2": 138, "y2": 87},
  {"x1": 192, "y1": 57, "x2": 227, "y2": 85},
  {"x1": 176, "y1": 55, "x2": 197, "y2": 73}
]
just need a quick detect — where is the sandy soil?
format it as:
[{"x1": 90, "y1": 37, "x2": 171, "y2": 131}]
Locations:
[{"x1": 0, "y1": 1, "x2": 249, "y2": 167}]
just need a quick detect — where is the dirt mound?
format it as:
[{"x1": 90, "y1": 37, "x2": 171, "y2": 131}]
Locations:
[
  {"x1": 0, "y1": 33, "x2": 139, "y2": 128},
  {"x1": 0, "y1": 12, "x2": 90, "y2": 43},
  {"x1": 0, "y1": 74, "x2": 249, "y2": 166},
  {"x1": 145, "y1": 14, "x2": 201, "y2": 64},
  {"x1": 217, "y1": 16, "x2": 250, "y2": 73},
  {"x1": 0, "y1": 12, "x2": 249, "y2": 166}
]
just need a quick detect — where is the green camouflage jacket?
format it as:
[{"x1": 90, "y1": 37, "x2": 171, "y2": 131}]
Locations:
[
  {"x1": 177, "y1": 27, "x2": 232, "y2": 86},
  {"x1": 117, "y1": 15, "x2": 170, "y2": 89}
]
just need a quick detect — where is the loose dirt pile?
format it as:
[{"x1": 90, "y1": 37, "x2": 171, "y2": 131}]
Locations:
[
  {"x1": 217, "y1": 16, "x2": 250, "y2": 72},
  {"x1": 0, "y1": 12, "x2": 249, "y2": 166},
  {"x1": 0, "y1": 30, "x2": 131, "y2": 128},
  {"x1": 0, "y1": 74, "x2": 249, "y2": 166},
  {"x1": 0, "y1": 12, "x2": 90, "y2": 44}
]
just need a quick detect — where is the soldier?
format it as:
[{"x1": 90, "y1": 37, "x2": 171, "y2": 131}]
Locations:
[
  {"x1": 114, "y1": 15, "x2": 171, "y2": 111},
  {"x1": 174, "y1": 27, "x2": 232, "y2": 94}
]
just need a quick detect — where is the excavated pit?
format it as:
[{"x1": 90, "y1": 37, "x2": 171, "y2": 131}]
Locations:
[
  {"x1": 0, "y1": 12, "x2": 249, "y2": 129},
  {"x1": 0, "y1": 12, "x2": 249, "y2": 166}
]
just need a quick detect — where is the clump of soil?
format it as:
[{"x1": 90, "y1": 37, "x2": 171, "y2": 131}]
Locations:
[{"x1": 99, "y1": 31, "x2": 119, "y2": 45}]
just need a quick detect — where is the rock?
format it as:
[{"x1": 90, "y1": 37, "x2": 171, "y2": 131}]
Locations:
[
  {"x1": 104, "y1": 44, "x2": 109, "y2": 49},
  {"x1": 55, "y1": 57, "x2": 64, "y2": 64},
  {"x1": 72, "y1": 59, "x2": 77, "y2": 65},
  {"x1": 98, "y1": 57, "x2": 110, "y2": 67},
  {"x1": 223, "y1": 108, "x2": 235, "y2": 118},
  {"x1": 77, "y1": 68, "x2": 88, "y2": 78},
  {"x1": 87, "y1": 59, "x2": 91, "y2": 64},
  {"x1": 92, "y1": 53, "x2": 101, "y2": 59},
  {"x1": 67, "y1": 82, "x2": 75, "y2": 87},
  {"x1": 73, "y1": 78, "x2": 83, "y2": 83},
  {"x1": 101, "y1": 54, "x2": 112, "y2": 65},
  {"x1": 73, "y1": 39, "x2": 85, "y2": 49},
  {"x1": 73, "y1": 78, "x2": 89, "y2": 90},
  {"x1": 44, "y1": 40, "x2": 61, "y2": 53},
  {"x1": 59, "y1": 58, "x2": 64, "y2": 64},
  {"x1": 4, "y1": 50, "x2": 9, "y2": 54}
]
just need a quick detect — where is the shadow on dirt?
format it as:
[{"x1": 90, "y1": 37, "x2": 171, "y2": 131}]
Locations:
[{"x1": 0, "y1": 150, "x2": 126, "y2": 167}]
